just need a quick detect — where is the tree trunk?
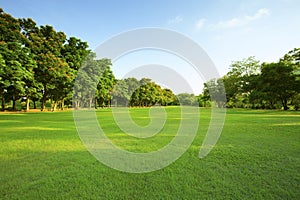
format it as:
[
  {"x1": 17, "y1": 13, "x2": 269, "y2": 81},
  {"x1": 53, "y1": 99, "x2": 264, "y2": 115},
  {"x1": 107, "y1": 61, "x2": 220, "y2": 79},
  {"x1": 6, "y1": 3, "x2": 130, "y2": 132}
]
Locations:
[
  {"x1": 1, "y1": 89, "x2": 5, "y2": 111},
  {"x1": 12, "y1": 100, "x2": 16, "y2": 111},
  {"x1": 61, "y1": 99, "x2": 64, "y2": 110},
  {"x1": 12, "y1": 94, "x2": 17, "y2": 111},
  {"x1": 74, "y1": 101, "x2": 78, "y2": 110},
  {"x1": 41, "y1": 97, "x2": 46, "y2": 111},
  {"x1": 41, "y1": 99, "x2": 46, "y2": 111},
  {"x1": 41, "y1": 86, "x2": 47, "y2": 111},
  {"x1": 26, "y1": 98, "x2": 30, "y2": 112},
  {"x1": 52, "y1": 101, "x2": 58, "y2": 112},
  {"x1": 89, "y1": 98, "x2": 93, "y2": 109},
  {"x1": 282, "y1": 99, "x2": 288, "y2": 110},
  {"x1": 33, "y1": 100, "x2": 37, "y2": 109}
]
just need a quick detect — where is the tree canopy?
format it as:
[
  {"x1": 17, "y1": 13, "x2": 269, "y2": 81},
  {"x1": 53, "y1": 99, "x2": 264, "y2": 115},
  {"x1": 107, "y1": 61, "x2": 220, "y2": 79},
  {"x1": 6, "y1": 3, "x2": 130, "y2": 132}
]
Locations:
[
  {"x1": 203, "y1": 49, "x2": 300, "y2": 110},
  {"x1": 0, "y1": 9, "x2": 181, "y2": 111},
  {"x1": 0, "y1": 9, "x2": 117, "y2": 111},
  {"x1": 1, "y1": 8, "x2": 299, "y2": 111}
]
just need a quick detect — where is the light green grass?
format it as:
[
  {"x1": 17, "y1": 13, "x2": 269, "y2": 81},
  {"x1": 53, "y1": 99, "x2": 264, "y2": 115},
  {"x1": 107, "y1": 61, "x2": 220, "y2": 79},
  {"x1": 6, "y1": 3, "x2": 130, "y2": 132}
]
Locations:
[{"x1": 1, "y1": 108, "x2": 300, "y2": 199}]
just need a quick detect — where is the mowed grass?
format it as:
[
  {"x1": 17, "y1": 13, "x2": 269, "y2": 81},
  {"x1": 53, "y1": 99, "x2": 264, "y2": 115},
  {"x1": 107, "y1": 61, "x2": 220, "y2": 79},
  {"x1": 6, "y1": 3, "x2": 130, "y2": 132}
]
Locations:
[{"x1": 1, "y1": 108, "x2": 299, "y2": 199}]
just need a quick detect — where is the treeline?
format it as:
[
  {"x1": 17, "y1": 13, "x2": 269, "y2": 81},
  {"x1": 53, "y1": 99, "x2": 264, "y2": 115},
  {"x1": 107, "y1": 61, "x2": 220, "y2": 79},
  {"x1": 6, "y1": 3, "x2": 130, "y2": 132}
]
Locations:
[
  {"x1": 112, "y1": 77, "x2": 178, "y2": 107},
  {"x1": 0, "y1": 9, "x2": 181, "y2": 111},
  {"x1": 111, "y1": 78, "x2": 201, "y2": 107},
  {"x1": 1, "y1": 8, "x2": 299, "y2": 111},
  {"x1": 202, "y1": 49, "x2": 300, "y2": 110}
]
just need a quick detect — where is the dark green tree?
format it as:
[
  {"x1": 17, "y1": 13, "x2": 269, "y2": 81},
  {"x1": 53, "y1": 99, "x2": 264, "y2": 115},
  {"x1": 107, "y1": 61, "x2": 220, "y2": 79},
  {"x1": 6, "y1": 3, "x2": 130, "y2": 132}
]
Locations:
[
  {"x1": 0, "y1": 11, "x2": 37, "y2": 111},
  {"x1": 96, "y1": 59, "x2": 116, "y2": 108},
  {"x1": 130, "y1": 80, "x2": 166, "y2": 107},
  {"x1": 224, "y1": 56, "x2": 260, "y2": 108},
  {"x1": 260, "y1": 62, "x2": 298, "y2": 110}
]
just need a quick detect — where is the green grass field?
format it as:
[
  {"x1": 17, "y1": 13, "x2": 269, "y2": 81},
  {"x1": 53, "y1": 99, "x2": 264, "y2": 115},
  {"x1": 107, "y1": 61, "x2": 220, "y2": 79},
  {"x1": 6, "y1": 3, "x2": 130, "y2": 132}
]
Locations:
[{"x1": 1, "y1": 108, "x2": 300, "y2": 199}]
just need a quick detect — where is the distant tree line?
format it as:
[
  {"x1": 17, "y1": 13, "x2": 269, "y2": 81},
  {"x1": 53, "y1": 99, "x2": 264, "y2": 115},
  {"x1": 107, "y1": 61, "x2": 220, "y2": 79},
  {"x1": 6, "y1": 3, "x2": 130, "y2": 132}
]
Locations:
[
  {"x1": 202, "y1": 49, "x2": 300, "y2": 110},
  {"x1": 111, "y1": 77, "x2": 178, "y2": 107},
  {"x1": 1, "y1": 8, "x2": 299, "y2": 111}
]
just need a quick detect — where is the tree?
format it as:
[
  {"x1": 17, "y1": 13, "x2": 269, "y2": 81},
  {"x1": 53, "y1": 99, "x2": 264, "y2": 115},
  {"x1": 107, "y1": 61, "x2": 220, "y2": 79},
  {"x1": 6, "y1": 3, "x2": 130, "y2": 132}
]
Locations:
[
  {"x1": 125, "y1": 77, "x2": 140, "y2": 95},
  {"x1": 281, "y1": 48, "x2": 300, "y2": 91},
  {"x1": 202, "y1": 78, "x2": 226, "y2": 108},
  {"x1": 1, "y1": 9, "x2": 90, "y2": 111},
  {"x1": 160, "y1": 88, "x2": 176, "y2": 106},
  {"x1": 176, "y1": 93, "x2": 198, "y2": 106},
  {"x1": 20, "y1": 20, "x2": 90, "y2": 111},
  {"x1": 73, "y1": 53, "x2": 100, "y2": 109},
  {"x1": 73, "y1": 53, "x2": 115, "y2": 109},
  {"x1": 281, "y1": 48, "x2": 300, "y2": 66},
  {"x1": 224, "y1": 56, "x2": 261, "y2": 108},
  {"x1": 228, "y1": 56, "x2": 260, "y2": 77},
  {"x1": 60, "y1": 37, "x2": 89, "y2": 110},
  {"x1": 260, "y1": 62, "x2": 298, "y2": 110},
  {"x1": 95, "y1": 59, "x2": 116, "y2": 108},
  {"x1": 19, "y1": 21, "x2": 66, "y2": 110},
  {"x1": 0, "y1": 54, "x2": 6, "y2": 110},
  {"x1": 0, "y1": 11, "x2": 37, "y2": 111},
  {"x1": 130, "y1": 78, "x2": 171, "y2": 107},
  {"x1": 111, "y1": 79, "x2": 130, "y2": 106},
  {"x1": 197, "y1": 94, "x2": 210, "y2": 107}
]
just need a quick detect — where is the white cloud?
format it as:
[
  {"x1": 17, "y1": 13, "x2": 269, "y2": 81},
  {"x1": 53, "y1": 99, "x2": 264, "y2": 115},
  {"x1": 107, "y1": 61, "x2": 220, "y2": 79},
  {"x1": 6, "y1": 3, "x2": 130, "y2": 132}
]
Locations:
[
  {"x1": 168, "y1": 15, "x2": 183, "y2": 24},
  {"x1": 246, "y1": 8, "x2": 270, "y2": 21},
  {"x1": 213, "y1": 8, "x2": 270, "y2": 29},
  {"x1": 195, "y1": 18, "x2": 206, "y2": 29},
  {"x1": 216, "y1": 17, "x2": 242, "y2": 28}
]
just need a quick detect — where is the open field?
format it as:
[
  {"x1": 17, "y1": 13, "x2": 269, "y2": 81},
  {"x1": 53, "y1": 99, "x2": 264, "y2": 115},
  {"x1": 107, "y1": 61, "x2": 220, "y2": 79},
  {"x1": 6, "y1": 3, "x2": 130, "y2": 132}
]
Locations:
[{"x1": 1, "y1": 108, "x2": 300, "y2": 199}]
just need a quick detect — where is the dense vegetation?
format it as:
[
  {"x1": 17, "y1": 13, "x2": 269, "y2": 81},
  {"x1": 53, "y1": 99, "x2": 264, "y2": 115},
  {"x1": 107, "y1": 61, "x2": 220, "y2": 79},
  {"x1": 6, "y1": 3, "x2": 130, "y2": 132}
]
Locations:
[
  {"x1": 1, "y1": 8, "x2": 299, "y2": 111},
  {"x1": 203, "y1": 51, "x2": 300, "y2": 110},
  {"x1": 0, "y1": 8, "x2": 116, "y2": 111},
  {"x1": 0, "y1": 9, "x2": 180, "y2": 111}
]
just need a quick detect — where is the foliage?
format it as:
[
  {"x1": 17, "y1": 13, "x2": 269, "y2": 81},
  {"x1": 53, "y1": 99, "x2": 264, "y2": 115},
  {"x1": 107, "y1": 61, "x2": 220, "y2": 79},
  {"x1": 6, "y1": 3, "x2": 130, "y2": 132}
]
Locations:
[
  {"x1": 1, "y1": 8, "x2": 299, "y2": 111},
  {"x1": 0, "y1": 9, "x2": 179, "y2": 111},
  {"x1": 259, "y1": 62, "x2": 298, "y2": 110},
  {"x1": 203, "y1": 51, "x2": 300, "y2": 110},
  {"x1": 129, "y1": 79, "x2": 177, "y2": 107},
  {"x1": 0, "y1": 9, "x2": 90, "y2": 111},
  {"x1": 176, "y1": 93, "x2": 198, "y2": 106}
]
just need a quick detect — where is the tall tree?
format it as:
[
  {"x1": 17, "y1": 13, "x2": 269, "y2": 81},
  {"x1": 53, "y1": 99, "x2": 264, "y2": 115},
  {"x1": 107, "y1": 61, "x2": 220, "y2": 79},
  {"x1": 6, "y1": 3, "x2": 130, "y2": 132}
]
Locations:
[
  {"x1": 60, "y1": 37, "x2": 89, "y2": 110},
  {"x1": 0, "y1": 10, "x2": 37, "y2": 111},
  {"x1": 73, "y1": 53, "x2": 114, "y2": 109},
  {"x1": 281, "y1": 48, "x2": 300, "y2": 110},
  {"x1": 202, "y1": 78, "x2": 226, "y2": 108},
  {"x1": 111, "y1": 79, "x2": 130, "y2": 106},
  {"x1": 96, "y1": 59, "x2": 115, "y2": 108},
  {"x1": 73, "y1": 53, "x2": 99, "y2": 109},
  {"x1": 260, "y1": 62, "x2": 298, "y2": 110},
  {"x1": 0, "y1": 54, "x2": 6, "y2": 110},
  {"x1": 224, "y1": 56, "x2": 261, "y2": 108}
]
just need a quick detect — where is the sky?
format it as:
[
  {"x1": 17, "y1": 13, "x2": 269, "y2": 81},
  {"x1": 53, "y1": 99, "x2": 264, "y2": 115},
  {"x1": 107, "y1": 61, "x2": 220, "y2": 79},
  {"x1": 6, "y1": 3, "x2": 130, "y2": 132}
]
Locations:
[{"x1": 1, "y1": 0, "x2": 300, "y2": 94}]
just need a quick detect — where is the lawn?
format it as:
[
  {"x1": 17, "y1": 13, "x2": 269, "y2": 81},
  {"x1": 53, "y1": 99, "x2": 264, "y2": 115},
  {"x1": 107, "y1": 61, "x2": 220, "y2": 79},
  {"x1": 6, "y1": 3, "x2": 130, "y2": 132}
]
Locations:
[{"x1": 1, "y1": 108, "x2": 299, "y2": 199}]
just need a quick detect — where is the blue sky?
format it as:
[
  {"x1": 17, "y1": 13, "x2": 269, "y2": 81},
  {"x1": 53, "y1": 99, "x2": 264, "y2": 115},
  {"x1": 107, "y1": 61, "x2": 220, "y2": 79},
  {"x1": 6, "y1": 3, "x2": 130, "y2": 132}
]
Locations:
[{"x1": 1, "y1": 0, "x2": 300, "y2": 94}]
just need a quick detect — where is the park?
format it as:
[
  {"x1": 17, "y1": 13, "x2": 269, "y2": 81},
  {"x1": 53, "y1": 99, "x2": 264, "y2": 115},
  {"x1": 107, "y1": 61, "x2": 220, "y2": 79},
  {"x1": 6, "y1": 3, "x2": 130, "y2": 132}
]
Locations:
[{"x1": 1, "y1": 3, "x2": 300, "y2": 199}]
